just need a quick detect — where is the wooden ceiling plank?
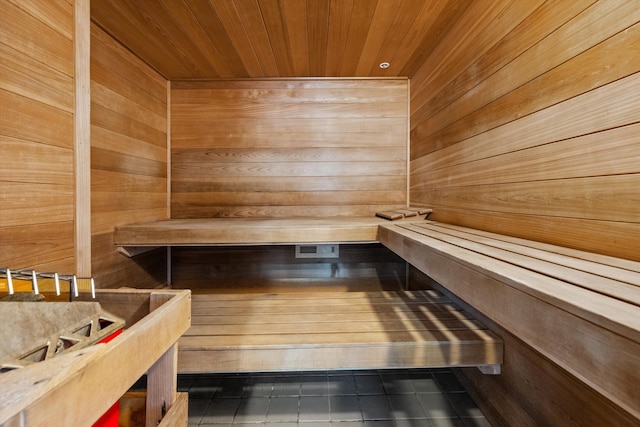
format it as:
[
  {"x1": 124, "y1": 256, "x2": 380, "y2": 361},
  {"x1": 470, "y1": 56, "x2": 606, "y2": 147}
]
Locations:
[
  {"x1": 211, "y1": 0, "x2": 264, "y2": 77},
  {"x1": 91, "y1": 1, "x2": 191, "y2": 79},
  {"x1": 354, "y1": 0, "x2": 403, "y2": 76},
  {"x1": 186, "y1": 0, "x2": 250, "y2": 78},
  {"x1": 325, "y1": 0, "x2": 355, "y2": 76},
  {"x1": 257, "y1": 0, "x2": 294, "y2": 76},
  {"x1": 111, "y1": 0, "x2": 205, "y2": 77},
  {"x1": 399, "y1": 0, "x2": 472, "y2": 77},
  {"x1": 232, "y1": 0, "x2": 280, "y2": 77},
  {"x1": 134, "y1": 0, "x2": 217, "y2": 77},
  {"x1": 389, "y1": 0, "x2": 460, "y2": 76},
  {"x1": 159, "y1": 0, "x2": 231, "y2": 78},
  {"x1": 367, "y1": 0, "x2": 425, "y2": 77},
  {"x1": 306, "y1": 0, "x2": 330, "y2": 76},
  {"x1": 338, "y1": 0, "x2": 378, "y2": 77},
  {"x1": 282, "y1": 0, "x2": 310, "y2": 77}
]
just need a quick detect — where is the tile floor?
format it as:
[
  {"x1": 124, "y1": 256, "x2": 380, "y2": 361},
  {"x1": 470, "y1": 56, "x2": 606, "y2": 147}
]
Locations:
[{"x1": 179, "y1": 368, "x2": 493, "y2": 427}]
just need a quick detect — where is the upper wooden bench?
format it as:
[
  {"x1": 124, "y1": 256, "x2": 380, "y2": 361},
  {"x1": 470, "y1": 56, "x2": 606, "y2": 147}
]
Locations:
[
  {"x1": 115, "y1": 217, "x2": 386, "y2": 248},
  {"x1": 114, "y1": 214, "x2": 427, "y2": 256},
  {"x1": 378, "y1": 221, "x2": 640, "y2": 420}
]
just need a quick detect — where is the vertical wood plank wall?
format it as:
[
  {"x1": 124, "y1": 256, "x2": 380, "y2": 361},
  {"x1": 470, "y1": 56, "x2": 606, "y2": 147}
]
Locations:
[
  {"x1": 0, "y1": 0, "x2": 75, "y2": 272},
  {"x1": 171, "y1": 79, "x2": 408, "y2": 218},
  {"x1": 410, "y1": 0, "x2": 640, "y2": 262},
  {"x1": 408, "y1": 2, "x2": 640, "y2": 425},
  {"x1": 90, "y1": 25, "x2": 168, "y2": 288}
]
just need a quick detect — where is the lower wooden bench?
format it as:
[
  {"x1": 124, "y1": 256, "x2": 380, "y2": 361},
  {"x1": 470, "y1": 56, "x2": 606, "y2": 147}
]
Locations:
[
  {"x1": 178, "y1": 290, "x2": 503, "y2": 373},
  {"x1": 378, "y1": 220, "x2": 640, "y2": 420}
]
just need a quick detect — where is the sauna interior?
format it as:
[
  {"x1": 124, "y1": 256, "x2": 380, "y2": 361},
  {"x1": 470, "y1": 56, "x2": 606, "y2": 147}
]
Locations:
[{"x1": 2, "y1": 0, "x2": 640, "y2": 426}]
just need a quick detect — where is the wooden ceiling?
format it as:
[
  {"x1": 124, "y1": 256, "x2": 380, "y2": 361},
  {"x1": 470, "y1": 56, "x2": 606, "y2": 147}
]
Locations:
[{"x1": 91, "y1": 0, "x2": 471, "y2": 80}]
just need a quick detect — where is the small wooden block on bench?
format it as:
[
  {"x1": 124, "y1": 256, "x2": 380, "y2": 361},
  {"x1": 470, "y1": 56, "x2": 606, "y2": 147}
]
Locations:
[{"x1": 375, "y1": 207, "x2": 432, "y2": 221}]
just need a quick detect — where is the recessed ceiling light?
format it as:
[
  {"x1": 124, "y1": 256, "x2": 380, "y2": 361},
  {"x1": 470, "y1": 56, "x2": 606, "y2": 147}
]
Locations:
[{"x1": 379, "y1": 62, "x2": 390, "y2": 69}]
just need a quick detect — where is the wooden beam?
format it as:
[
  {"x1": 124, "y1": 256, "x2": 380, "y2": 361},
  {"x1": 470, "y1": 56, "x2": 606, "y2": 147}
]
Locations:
[{"x1": 74, "y1": 0, "x2": 91, "y2": 277}]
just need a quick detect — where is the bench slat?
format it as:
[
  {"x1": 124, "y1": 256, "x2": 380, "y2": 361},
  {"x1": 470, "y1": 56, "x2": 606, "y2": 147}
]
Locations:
[
  {"x1": 415, "y1": 222, "x2": 640, "y2": 284},
  {"x1": 190, "y1": 310, "x2": 475, "y2": 325},
  {"x1": 180, "y1": 329, "x2": 500, "y2": 348},
  {"x1": 185, "y1": 318, "x2": 489, "y2": 336},
  {"x1": 396, "y1": 223, "x2": 640, "y2": 304},
  {"x1": 178, "y1": 290, "x2": 502, "y2": 373},
  {"x1": 430, "y1": 222, "x2": 640, "y2": 274}
]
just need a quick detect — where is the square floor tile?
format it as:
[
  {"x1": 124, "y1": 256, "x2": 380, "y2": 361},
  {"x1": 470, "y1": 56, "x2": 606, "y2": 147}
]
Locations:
[
  {"x1": 215, "y1": 377, "x2": 249, "y2": 398},
  {"x1": 188, "y1": 398, "x2": 209, "y2": 424},
  {"x1": 363, "y1": 421, "x2": 395, "y2": 427},
  {"x1": 200, "y1": 398, "x2": 241, "y2": 424},
  {"x1": 410, "y1": 375, "x2": 441, "y2": 394},
  {"x1": 267, "y1": 397, "x2": 299, "y2": 422},
  {"x1": 234, "y1": 397, "x2": 271, "y2": 423},
  {"x1": 428, "y1": 418, "x2": 465, "y2": 427},
  {"x1": 355, "y1": 374, "x2": 386, "y2": 395},
  {"x1": 432, "y1": 372, "x2": 465, "y2": 393},
  {"x1": 417, "y1": 393, "x2": 458, "y2": 419},
  {"x1": 329, "y1": 395, "x2": 362, "y2": 421},
  {"x1": 301, "y1": 375, "x2": 328, "y2": 396},
  {"x1": 244, "y1": 376, "x2": 275, "y2": 397},
  {"x1": 328, "y1": 375, "x2": 357, "y2": 395},
  {"x1": 388, "y1": 394, "x2": 427, "y2": 419},
  {"x1": 189, "y1": 376, "x2": 222, "y2": 398},
  {"x1": 395, "y1": 419, "x2": 432, "y2": 427},
  {"x1": 359, "y1": 395, "x2": 393, "y2": 421},
  {"x1": 272, "y1": 375, "x2": 302, "y2": 397},
  {"x1": 299, "y1": 396, "x2": 331, "y2": 422},
  {"x1": 380, "y1": 372, "x2": 415, "y2": 394}
]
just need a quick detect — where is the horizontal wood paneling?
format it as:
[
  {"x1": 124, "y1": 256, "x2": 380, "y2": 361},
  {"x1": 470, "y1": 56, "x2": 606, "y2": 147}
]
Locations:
[
  {"x1": 171, "y1": 79, "x2": 408, "y2": 218},
  {"x1": 410, "y1": 1, "x2": 640, "y2": 262},
  {"x1": 407, "y1": 1, "x2": 640, "y2": 425},
  {"x1": 90, "y1": 24, "x2": 168, "y2": 288},
  {"x1": 0, "y1": 0, "x2": 75, "y2": 272}
]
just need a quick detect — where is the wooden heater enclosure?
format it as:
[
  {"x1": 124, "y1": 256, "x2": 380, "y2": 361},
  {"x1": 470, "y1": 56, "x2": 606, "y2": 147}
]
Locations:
[{"x1": 2, "y1": 1, "x2": 640, "y2": 426}]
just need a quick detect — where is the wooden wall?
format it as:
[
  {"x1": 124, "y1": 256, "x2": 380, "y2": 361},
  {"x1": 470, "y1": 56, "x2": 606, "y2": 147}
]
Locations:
[
  {"x1": 90, "y1": 24, "x2": 168, "y2": 288},
  {"x1": 171, "y1": 79, "x2": 408, "y2": 218},
  {"x1": 409, "y1": 0, "x2": 640, "y2": 262},
  {"x1": 0, "y1": 0, "x2": 75, "y2": 272},
  {"x1": 408, "y1": 2, "x2": 640, "y2": 425}
]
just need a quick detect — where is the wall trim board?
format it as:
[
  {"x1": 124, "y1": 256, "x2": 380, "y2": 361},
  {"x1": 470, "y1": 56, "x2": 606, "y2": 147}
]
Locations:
[{"x1": 75, "y1": 0, "x2": 91, "y2": 278}]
